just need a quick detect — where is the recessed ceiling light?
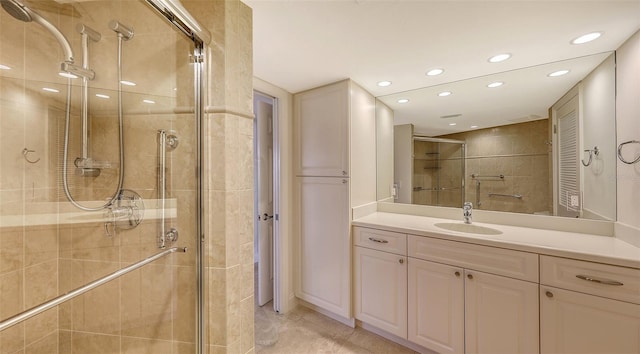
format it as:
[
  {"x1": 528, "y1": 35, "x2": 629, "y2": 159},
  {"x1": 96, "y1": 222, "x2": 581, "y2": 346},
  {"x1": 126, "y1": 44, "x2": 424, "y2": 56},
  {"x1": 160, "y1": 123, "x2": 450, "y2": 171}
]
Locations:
[
  {"x1": 59, "y1": 72, "x2": 78, "y2": 79},
  {"x1": 95, "y1": 94, "x2": 110, "y2": 99},
  {"x1": 487, "y1": 81, "x2": 504, "y2": 88},
  {"x1": 377, "y1": 81, "x2": 392, "y2": 87},
  {"x1": 440, "y1": 114, "x2": 462, "y2": 119},
  {"x1": 470, "y1": 125, "x2": 479, "y2": 129},
  {"x1": 0, "y1": 64, "x2": 11, "y2": 70},
  {"x1": 426, "y1": 68, "x2": 444, "y2": 76},
  {"x1": 438, "y1": 91, "x2": 452, "y2": 97},
  {"x1": 548, "y1": 70, "x2": 570, "y2": 77},
  {"x1": 42, "y1": 87, "x2": 59, "y2": 93},
  {"x1": 488, "y1": 53, "x2": 511, "y2": 63},
  {"x1": 120, "y1": 80, "x2": 137, "y2": 86},
  {"x1": 397, "y1": 99, "x2": 409, "y2": 104},
  {"x1": 143, "y1": 99, "x2": 155, "y2": 104},
  {"x1": 449, "y1": 123, "x2": 457, "y2": 126},
  {"x1": 571, "y1": 32, "x2": 602, "y2": 45}
]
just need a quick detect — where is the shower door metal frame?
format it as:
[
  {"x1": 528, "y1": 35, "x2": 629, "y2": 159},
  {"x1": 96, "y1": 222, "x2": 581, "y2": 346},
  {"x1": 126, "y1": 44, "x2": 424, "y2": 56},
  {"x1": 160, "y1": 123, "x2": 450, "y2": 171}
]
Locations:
[
  {"x1": 412, "y1": 136, "x2": 466, "y2": 207},
  {"x1": 143, "y1": 1, "x2": 210, "y2": 353}
]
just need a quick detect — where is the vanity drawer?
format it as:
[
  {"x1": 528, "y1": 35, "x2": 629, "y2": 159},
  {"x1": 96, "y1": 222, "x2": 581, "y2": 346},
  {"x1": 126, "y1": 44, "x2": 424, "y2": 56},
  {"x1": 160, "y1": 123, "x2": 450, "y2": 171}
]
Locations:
[
  {"x1": 408, "y1": 235, "x2": 538, "y2": 282},
  {"x1": 353, "y1": 227, "x2": 406, "y2": 255},
  {"x1": 541, "y1": 255, "x2": 640, "y2": 304}
]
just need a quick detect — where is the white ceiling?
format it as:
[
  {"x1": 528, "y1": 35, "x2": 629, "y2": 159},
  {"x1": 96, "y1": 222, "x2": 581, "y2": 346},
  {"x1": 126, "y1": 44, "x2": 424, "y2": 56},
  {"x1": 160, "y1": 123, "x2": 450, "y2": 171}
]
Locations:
[{"x1": 245, "y1": 0, "x2": 640, "y2": 135}]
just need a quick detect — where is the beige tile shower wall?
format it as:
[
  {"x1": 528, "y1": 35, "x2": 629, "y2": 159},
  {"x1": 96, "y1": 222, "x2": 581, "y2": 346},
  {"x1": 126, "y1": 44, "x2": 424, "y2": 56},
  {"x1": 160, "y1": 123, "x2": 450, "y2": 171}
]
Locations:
[
  {"x1": 440, "y1": 120, "x2": 551, "y2": 214},
  {"x1": 181, "y1": 0, "x2": 255, "y2": 352}
]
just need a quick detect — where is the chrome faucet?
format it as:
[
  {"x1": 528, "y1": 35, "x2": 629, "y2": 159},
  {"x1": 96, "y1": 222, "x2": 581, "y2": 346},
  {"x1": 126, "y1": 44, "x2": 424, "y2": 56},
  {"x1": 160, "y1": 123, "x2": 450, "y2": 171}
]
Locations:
[{"x1": 463, "y1": 202, "x2": 473, "y2": 224}]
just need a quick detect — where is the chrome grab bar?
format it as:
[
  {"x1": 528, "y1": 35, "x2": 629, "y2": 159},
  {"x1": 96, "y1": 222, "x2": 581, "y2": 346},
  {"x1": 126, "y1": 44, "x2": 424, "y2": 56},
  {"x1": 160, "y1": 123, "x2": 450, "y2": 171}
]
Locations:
[
  {"x1": 158, "y1": 130, "x2": 179, "y2": 248},
  {"x1": 488, "y1": 193, "x2": 523, "y2": 199},
  {"x1": 0, "y1": 246, "x2": 187, "y2": 332},
  {"x1": 471, "y1": 174, "x2": 504, "y2": 179}
]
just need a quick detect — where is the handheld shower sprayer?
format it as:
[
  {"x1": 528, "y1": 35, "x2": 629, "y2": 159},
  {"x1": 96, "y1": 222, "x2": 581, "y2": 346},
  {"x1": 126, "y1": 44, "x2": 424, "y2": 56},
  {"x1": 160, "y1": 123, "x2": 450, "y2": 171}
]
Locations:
[{"x1": 1, "y1": 0, "x2": 74, "y2": 64}]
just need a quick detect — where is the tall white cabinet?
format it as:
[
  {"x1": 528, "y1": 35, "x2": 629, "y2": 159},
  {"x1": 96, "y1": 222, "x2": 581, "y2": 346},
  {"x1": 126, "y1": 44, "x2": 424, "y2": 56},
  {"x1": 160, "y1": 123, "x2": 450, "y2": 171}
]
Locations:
[{"x1": 294, "y1": 80, "x2": 376, "y2": 319}]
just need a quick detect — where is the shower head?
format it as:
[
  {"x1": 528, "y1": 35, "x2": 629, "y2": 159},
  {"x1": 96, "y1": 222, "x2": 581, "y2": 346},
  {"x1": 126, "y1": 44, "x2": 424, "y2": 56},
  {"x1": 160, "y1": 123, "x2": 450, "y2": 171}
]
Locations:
[
  {"x1": 1, "y1": 0, "x2": 74, "y2": 63},
  {"x1": 1, "y1": 0, "x2": 30, "y2": 21}
]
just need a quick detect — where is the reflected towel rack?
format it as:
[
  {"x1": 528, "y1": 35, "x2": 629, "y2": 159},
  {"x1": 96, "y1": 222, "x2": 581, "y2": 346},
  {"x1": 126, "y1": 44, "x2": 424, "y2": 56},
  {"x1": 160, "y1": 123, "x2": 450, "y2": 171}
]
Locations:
[
  {"x1": 489, "y1": 193, "x2": 523, "y2": 199},
  {"x1": 471, "y1": 174, "x2": 504, "y2": 179},
  {"x1": 0, "y1": 246, "x2": 187, "y2": 332},
  {"x1": 617, "y1": 140, "x2": 640, "y2": 165}
]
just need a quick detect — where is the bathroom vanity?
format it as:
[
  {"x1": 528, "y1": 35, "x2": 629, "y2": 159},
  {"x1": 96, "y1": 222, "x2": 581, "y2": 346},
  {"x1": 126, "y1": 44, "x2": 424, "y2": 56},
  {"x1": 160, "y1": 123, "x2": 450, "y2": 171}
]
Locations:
[{"x1": 352, "y1": 212, "x2": 640, "y2": 354}]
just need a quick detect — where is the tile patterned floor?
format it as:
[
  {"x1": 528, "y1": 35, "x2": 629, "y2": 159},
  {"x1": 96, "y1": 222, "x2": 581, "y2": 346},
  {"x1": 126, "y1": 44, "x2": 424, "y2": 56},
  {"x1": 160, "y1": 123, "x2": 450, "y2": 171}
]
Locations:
[{"x1": 255, "y1": 302, "x2": 419, "y2": 354}]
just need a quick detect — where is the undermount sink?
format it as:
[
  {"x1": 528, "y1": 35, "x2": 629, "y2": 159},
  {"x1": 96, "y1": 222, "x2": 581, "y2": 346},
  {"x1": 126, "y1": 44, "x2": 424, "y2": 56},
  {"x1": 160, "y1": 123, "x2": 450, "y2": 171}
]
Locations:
[{"x1": 434, "y1": 222, "x2": 503, "y2": 235}]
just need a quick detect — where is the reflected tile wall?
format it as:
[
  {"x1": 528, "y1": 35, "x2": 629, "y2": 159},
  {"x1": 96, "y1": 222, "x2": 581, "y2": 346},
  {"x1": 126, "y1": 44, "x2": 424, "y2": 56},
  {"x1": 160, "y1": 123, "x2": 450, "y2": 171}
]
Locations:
[{"x1": 440, "y1": 119, "x2": 551, "y2": 214}]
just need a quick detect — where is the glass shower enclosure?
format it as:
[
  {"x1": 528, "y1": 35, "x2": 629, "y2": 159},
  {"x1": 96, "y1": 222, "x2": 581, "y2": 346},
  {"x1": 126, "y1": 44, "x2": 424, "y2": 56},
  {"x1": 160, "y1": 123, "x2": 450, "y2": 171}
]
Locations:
[
  {"x1": 412, "y1": 137, "x2": 466, "y2": 208},
  {"x1": 0, "y1": 0, "x2": 204, "y2": 352}
]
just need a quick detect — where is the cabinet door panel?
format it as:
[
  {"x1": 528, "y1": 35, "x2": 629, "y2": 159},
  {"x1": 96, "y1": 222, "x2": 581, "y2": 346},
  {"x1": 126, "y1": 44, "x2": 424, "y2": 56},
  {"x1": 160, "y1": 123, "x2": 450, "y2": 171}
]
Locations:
[
  {"x1": 296, "y1": 177, "x2": 350, "y2": 317},
  {"x1": 541, "y1": 286, "x2": 640, "y2": 354},
  {"x1": 465, "y1": 270, "x2": 539, "y2": 354},
  {"x1": 354, "y1": 247, "x2": 407, "y2": 337},
  {"x1": 408, "y1": 258, "x2": 464, "y2": 354},
  {"x1": 294, "y1": 81, "x2": 349, "y2": 177}
]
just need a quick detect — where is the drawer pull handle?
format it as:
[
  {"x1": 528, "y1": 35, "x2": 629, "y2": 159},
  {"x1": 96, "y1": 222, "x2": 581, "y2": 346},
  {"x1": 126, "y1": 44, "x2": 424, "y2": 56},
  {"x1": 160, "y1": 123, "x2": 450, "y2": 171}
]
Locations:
[
  {"x1": 576, "y1": 275, "x2": 624, "y2": 286},
  {"x1": 467, "y1": 274, "x2": 473, "y2": 280},
  {"x1": 455, "y1": 271, "x2": 461, "y2": 277},
  {"x1": 368, "y1": 237, "x2": 389, "y2": 244},
  {"x1": 545, "y1": 291, "x2": 554, "y2": 298}
]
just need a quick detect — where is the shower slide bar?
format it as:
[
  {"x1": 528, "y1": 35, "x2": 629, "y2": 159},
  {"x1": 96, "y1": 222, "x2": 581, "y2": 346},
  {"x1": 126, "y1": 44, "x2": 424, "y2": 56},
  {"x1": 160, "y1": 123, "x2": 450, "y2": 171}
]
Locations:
[{"x1": 0, "y1": 246, "x2": 187, "y2": 332}]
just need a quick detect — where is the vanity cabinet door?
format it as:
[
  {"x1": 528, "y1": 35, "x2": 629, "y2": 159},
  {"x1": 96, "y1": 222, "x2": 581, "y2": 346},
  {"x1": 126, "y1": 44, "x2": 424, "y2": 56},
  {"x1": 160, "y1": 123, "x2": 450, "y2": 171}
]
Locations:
[
  {"x1": 408, "y1": 258, "x2": 464, "y2": 354},
  {"x1": 465, "y1": 270, "x2": 539, "y2": 354},
  {"x1": 354, "y1": 246, "x2": 407, "y2": 338},
  {"x1": 540, "y1": 286, "x2": 640, "y2": 354}
]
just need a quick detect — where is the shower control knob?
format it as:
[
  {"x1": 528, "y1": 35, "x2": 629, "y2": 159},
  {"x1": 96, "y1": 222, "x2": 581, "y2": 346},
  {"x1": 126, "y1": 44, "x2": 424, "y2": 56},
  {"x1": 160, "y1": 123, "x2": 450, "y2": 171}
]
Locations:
[{"x1": 166, "y1": 228, "x2": 179, "y2": 243}]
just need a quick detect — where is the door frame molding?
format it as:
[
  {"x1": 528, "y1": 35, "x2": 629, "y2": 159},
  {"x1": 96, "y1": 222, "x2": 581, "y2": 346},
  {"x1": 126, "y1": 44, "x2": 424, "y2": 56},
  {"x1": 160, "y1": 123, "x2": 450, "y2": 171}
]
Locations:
[{"x1": 253, "y1": 78, "x2": 296, "y2": 313}]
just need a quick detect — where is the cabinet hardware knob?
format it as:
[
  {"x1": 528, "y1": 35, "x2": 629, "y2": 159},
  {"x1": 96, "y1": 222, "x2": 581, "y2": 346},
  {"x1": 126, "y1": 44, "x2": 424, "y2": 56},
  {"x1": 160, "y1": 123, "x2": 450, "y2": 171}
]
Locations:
[
  {"x1": 467, "y1": 274, "x2": 473, "y2": 280},
  {"x1": 455, "y1": 271, "x2": 461, "y2": 277},
  {"x1": 368, "y1": 237, "x2": 389, "y2": 244},
  {"x1": 399, "y1": 258, "x2": 404, "y2": 264},
  {"x1": 342, "y1": 170, "x2": 347, "y2": 175},
  {"x1": 576, "y1": 275, "x2": 624, "y2": 286},
  {"x1": 545, "y1": 291, "x2": 554, "y2": 298}
]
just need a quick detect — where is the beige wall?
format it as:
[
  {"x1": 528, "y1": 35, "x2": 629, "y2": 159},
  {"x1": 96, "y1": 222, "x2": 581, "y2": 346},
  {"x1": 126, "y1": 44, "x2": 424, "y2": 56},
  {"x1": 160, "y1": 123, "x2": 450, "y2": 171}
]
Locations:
[
  {"x1": 440, "y1": 119, "x2": 551, "y2": 214},
  {"x1": 616, "y1": 30, "x2": 640, "y2": 233}
]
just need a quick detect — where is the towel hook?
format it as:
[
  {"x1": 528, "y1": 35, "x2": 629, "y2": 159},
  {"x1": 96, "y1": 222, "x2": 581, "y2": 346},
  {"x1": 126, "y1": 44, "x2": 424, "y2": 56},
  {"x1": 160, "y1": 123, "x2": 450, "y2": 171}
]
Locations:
[
  {"x1": 581, "y1": 146, "x2": 599, "y2": 167},
  {"x1": 22, "y1": 148, "x2": 40, "y2": 164},
  {"x1": 617, "y1": 140, "x2": 640, "y2": 165}
]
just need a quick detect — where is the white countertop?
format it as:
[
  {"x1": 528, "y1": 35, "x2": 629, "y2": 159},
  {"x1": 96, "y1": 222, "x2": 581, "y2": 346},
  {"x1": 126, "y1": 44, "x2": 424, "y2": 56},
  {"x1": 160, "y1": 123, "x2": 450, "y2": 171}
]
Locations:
[{"x1": 352, "y1": 212, "x2": 640, "y2": 269}]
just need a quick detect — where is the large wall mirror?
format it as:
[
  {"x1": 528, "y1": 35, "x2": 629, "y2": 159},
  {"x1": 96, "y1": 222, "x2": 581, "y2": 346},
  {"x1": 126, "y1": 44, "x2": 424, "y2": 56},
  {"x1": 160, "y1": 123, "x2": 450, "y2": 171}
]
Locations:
[{"x1": 376, "y1": 51, "x2": 620, "y2": 221}]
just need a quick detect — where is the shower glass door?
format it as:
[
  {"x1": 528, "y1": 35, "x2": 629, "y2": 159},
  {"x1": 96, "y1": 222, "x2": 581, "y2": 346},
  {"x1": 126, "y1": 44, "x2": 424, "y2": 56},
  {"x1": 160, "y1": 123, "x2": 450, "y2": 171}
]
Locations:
[
  {"x1": 0, "y1": 1, "x2": 200, "y2": 352},
  {"x1": 412, "y1": 138, "x2": 466, "y2": 207}
]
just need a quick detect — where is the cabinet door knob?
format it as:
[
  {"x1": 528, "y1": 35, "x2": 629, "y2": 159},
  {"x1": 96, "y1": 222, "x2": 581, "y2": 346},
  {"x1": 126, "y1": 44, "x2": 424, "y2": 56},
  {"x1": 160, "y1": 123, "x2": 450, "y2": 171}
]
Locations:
[
  {"x1": 399, "y1": 258, "x2": 404, "y2": 264},
  {"x1": 545, "y1": 291, "x2": 554, "y2": 298},
  {"x1": 467, "y1": 274, "x2": 473, "y2": 280},
  {"x1": 455, "y1": 271, "x2": 461, "y2": 277}
]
